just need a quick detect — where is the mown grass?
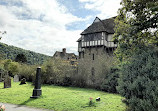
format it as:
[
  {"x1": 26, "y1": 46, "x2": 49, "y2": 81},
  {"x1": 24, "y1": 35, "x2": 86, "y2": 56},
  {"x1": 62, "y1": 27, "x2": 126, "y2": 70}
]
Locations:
[{"x1": 0, "y1": 81, "x2": 126, "y2": 111}]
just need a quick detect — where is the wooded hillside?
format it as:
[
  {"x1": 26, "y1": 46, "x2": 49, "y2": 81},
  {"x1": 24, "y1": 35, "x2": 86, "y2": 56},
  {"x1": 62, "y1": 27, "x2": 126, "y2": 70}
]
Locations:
[{"x1": 0, "y1": 42, "x2": 51, "y2": 65}]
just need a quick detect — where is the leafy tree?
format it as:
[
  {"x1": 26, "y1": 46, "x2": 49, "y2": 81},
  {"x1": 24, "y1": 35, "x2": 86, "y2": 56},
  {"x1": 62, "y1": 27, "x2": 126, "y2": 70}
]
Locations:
[
  {"x1": 114, "y1": 0, "x2": 158, "y2": 61},
  {"x1": 8, "y1": 62, "x2": 20, "y2": 76},
  {"x1": 15, "y1": 54, "x2": 27, "y2": 63},
  {"x1": 114, "y1": 1, "x2": 158, "y2": 110},
  {"x1": 3, "y1": 59, "x2": 12, "y2": 71},
  {"x1": 18, "y1": 64, "x2": 36, "y2": 82},
  {"x1": 41, "y1": 59, "x2": 75, "y2": 85}
]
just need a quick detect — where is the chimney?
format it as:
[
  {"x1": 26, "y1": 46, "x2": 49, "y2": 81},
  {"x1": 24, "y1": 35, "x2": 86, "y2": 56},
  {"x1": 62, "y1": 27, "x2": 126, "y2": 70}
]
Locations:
[{"x1": 62, "y1": 48, "x2": 66, "y2": 54}]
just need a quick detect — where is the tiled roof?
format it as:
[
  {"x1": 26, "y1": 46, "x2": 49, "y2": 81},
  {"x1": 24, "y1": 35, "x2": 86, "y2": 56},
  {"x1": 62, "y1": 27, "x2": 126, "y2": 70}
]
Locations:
[
  {"x1": 53, "y1": 51, "x2": 78, "y2": 59},
  {"x1": 81, "y1": 16, "x2": 116, "y2": 35}
]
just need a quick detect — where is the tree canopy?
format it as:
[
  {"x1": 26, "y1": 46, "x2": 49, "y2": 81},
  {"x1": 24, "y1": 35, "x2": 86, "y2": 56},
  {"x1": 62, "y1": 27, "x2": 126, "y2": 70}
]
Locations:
[
  {"x1": 114, "y1": 1, "x2": 158, "y2": 110},
  {"x1": 15, "y1": 54, "x2": 27, "y2": 63},
  {"x1": 0, "y1": 42, "x2": 51, "y2": 65},
  {"x1": 114, "y1": 0, "x2": 158, "y2": 61}
]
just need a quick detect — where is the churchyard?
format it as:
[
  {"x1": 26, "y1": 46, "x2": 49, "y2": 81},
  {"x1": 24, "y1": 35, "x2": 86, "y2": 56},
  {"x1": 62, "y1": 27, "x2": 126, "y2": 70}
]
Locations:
[{"x1": 0, "y1": 78, "x2": 126, "y2": 111}]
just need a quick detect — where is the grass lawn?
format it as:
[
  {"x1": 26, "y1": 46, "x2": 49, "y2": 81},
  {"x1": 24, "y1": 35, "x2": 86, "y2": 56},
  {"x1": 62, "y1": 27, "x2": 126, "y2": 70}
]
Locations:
[{"x1": 0, "y1": 81, "x2": 126, "y2": 111}]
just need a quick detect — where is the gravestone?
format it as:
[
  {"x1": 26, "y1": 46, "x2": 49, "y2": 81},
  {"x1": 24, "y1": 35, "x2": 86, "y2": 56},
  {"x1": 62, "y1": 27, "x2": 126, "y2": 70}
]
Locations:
[
  {"x1": 20, "y1": 78, "x2": 26, "y2": 85},
  {"x1": 0, "y1": 73, "x2": 2, "y2": 82},
  {"x1": 4, "y1": 75, "x2": 11, "y2": 88},
  {"x1": 31, "y1": 67, "x2": 42, "y2": 98},
  {"x1": 14, "y1": 75, "x2": 19, "y2": 82},
  {"x1": 0, "y1": 70, "x2": 5, "y2": 82}
]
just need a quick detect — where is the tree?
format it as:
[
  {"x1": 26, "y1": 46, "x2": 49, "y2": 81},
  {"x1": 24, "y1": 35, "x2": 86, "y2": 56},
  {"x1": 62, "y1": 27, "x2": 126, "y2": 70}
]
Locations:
[
  {"x1": 114, "y1": 1, "x2": 158, "y2": 110},
  {"x1": 114, "y1": 0, "x2": 158, "y2": 61},
  {"x1": 8, "y1": 62, "x2": 20, "y2": 76},
  {"x1": 15, "y1": 54, "x2": 27, "y2": 63},
  {"x1": 117, "y1": 46, "x2": 158, "y2": 111},
  {"x1": 0, "y1": 31, "x2": 6, "y2": 40},
  {"x1": 41, "y1": 59, "x2": 75, "y2": 85},
  {"x1": 3, "y1": 59, "x2": 12, "y2": 71}
]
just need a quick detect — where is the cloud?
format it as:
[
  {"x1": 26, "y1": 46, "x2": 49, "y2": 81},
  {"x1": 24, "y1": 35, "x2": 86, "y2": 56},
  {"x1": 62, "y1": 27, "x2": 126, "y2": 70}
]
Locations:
[
  {"x1": 0, "y1": 0, "x2": 122, "y2": 56},
  {"x1": 79, "y1": 0, "x2": 122, "y2": 19},
  {"x1": 0, "y1": 0, "x2": 87, "y2": 56}
]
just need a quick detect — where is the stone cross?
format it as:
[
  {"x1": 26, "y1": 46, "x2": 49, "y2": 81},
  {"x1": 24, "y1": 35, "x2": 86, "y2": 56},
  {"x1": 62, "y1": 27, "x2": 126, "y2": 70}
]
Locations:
[
  {"x1": 14, "y1": 75, "x2": 19, "y2": 82},
  {"x1": 30, "y1": 67, "x2": 42, "y2": 98},
  {"x1": 4, "y1": 75, "x2": 11, "y2": 88}
]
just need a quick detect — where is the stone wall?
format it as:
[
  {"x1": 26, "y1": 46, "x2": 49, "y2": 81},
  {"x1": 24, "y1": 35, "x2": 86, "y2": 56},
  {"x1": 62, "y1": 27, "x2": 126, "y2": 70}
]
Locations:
[{"x1": 78, "y1": 46, "x2": 113, "y2": 88}]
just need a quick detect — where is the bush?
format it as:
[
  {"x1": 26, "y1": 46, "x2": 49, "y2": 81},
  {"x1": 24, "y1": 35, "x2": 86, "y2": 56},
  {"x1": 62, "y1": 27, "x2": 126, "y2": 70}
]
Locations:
[
  {"x1": 18, "y1": 64, "x2": 36, "y2": 82},
  {"x1": 41, "y1": 59, "x2": 76, "y2": 86},
  {"x1": 117, "y1": 46, "x2": 158, "y2": 111},
  {"x1": 72, "y1": 74, "x2": 87, "y2": 88},
  {"x1": 62, "y1": 77, "x2": 72, "y2": 86},
  {"x1": 101, "y1": 67, "x2": 119, "y2": 93}
]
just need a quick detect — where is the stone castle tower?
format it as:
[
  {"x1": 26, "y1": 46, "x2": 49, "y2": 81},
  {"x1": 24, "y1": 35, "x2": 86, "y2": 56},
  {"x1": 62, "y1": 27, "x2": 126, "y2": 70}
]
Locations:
[{"x1": 77, "y1": 17, "x2": 117, "y2": 87}]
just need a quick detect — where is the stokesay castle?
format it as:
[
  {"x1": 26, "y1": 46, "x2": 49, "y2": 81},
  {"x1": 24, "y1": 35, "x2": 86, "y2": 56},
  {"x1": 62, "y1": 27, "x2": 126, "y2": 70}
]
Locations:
[{"x1": 77, "y1": 16, "x2": 117, "y2": 87}]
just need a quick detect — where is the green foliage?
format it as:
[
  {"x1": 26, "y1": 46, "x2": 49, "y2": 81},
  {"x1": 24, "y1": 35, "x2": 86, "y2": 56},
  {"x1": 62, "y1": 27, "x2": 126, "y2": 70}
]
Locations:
[
  {"x1": 117, "y1": 46, "x2": 158, "y2": 111},
  {"x1": 0, "y1": 59, "x2": 36, "y2": 81},
  {"x1": 101, "y1": 67, "x2": 119, "y2": 93},
  {"x1": 0, "y1": 82, "x2": 126, "y2": 111},
  {"x1": 88, "y1": 98, "x2": 96, "y2": 107},
  {"x1": 0, "y1": 63, "x2": 4, "y2": 74},
  {"x1": 0, "y1": 42, "x2": 51, "y2": 65},
  {"x1": 74, "y1": 63, "x2": 87, "y2": 87},
  {"x1": 114, "y1": 1, "x2": 158, "y2": 110},
  {"x1": 3, "y1": 59, "x2": 12, "y2": 71},
  {"x1": 18, "y1": 64, "x2": 36, "y2": 81},
  {"x1": 15, "y1": 54, "x2": 27, "y2": 63},
  {"x1": 41, "y1": 59, "x2": 75, "y2": 86},
  {"x1": 8, "y1": 62, "x2": 20, "y2": 76},
  {"x1": 114, "y1": 0, "x2": 158, "y2": 61}
]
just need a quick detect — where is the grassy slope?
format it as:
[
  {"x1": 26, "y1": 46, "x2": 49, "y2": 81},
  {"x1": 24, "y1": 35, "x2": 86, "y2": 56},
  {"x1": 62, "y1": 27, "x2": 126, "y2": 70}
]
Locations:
[{"x1": 0, "y1": 81, "x2": 126, "y2": 111}]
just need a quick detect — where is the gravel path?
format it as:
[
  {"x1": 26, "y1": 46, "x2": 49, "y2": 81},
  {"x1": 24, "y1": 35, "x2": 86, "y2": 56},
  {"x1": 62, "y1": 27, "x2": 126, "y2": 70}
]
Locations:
[{"x1": 0, "y1": 102, "x2": 53, "y2": 111}]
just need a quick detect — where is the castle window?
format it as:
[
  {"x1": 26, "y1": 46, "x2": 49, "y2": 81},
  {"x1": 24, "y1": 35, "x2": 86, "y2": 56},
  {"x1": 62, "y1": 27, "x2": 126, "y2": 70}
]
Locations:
[{"x1": 93, "y1": 54, "x2": 94, "y2": 60}]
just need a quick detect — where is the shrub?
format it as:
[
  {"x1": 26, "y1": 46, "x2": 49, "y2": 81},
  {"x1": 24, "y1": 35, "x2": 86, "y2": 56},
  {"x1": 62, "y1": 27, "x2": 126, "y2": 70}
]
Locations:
[
  {"x1": 72, "y1": 74, "x2": 87, "y2": 88},
  {"x1": 101, "y1": 67, "x2": 119, "y2": 93},
  {"x1": 62, "y1": 77, "x2": 72, "y2": 86},
  {"x1": 41, "y1": 59, "x2": 76, "y2": 86},
  {"x1": 117, "y1": 46, "x2": 158, "y2": 111},
  {"x1": 18, "y1": 64, "x2": 36, "y2": 81}
]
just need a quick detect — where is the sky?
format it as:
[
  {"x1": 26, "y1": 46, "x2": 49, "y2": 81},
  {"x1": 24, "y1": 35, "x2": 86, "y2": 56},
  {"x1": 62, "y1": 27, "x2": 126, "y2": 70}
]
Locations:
[{"x1": 0, "y1": 0, "x2": 121, "y2": 56}]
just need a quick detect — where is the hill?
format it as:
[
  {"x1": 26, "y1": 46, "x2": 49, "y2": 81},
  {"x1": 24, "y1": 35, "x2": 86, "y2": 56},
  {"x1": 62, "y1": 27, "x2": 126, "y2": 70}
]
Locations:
[{"x1": 0, "y1": 42, "x2": 51, "y2": 65}]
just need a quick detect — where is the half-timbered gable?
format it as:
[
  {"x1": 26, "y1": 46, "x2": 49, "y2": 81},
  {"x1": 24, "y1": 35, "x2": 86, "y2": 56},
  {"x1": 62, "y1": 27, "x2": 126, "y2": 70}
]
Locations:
[{"x1": 77, "y1": 16, "x2": 117, "y2": 54}]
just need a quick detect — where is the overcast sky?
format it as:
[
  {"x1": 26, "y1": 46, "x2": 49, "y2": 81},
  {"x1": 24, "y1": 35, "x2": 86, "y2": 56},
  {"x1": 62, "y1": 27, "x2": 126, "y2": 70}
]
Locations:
[{"x1": 0, "y1": 0, "x2": 121, "y2": 56}]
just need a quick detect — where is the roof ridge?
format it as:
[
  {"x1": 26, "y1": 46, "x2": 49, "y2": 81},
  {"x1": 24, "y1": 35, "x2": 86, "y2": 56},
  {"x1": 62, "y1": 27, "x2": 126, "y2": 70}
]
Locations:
[
  {"x1": 93, "y1": 17, "x2": 102, "y2": 23},
  {"x1": 81, "y1": 16, "x2": 115, "y2": 35}
]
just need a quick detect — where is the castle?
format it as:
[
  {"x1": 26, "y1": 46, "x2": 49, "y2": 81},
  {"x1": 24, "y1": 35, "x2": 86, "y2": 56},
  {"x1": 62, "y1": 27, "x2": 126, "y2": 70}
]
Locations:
[{"x1": 77, "y1": 16, "x2": 117, "y2": 87}]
